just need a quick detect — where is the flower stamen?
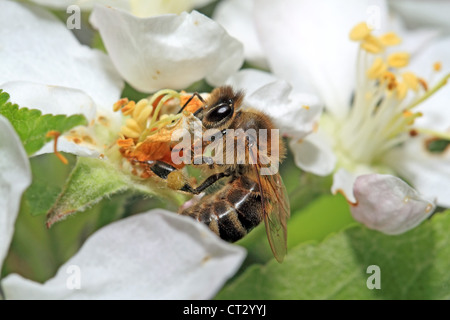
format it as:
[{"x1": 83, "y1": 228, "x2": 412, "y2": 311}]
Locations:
[
  {"x1": 387, "y1": 52, "x2": 410, "y2": 68},
  {"x1": 349, "y1": 22, "x2": 372, "y2": 41},
  {"x1": 379, "y1": 32, "x2": 402, "y2": 46}
]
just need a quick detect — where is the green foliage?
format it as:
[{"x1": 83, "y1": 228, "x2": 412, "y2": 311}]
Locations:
[
  {"x1": 216, "y1": 211, "x2": 450, "y2": 300},
  {"x1": 46, "y1": 157, "x2": 131, "y2": 227},
  {"x1": 22, "y1": 153, "x2": 77, "y2": 217},
  {"x1": 427, "y1": 139, "x2": 450, "y2": 153},
  {"x1": 0, "y1": 90, "x2": 87, "y2": 156}
]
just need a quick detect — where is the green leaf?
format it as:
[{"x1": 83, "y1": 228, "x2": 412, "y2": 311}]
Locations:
[
  {"x1": 216, "y1": 211, "x2": 450, "y2": 300},
  {"x1": 0, "y1": 90, "x2": 87, "y2": 155},
  {"x1": 22, "y1": 153, "x2": 77, "y2": 217},
  {"x1": 46, "y1": 157, "x2": 131, "y2": 227},
  {"x1": 427, "y1": 138, "x2": 450, "y2": 153}
]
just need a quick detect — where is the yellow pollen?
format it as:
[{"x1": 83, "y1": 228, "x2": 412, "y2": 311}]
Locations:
[
  {"x1": 433, "y1": 62, "x2": 442, "y2": 72},
  {"x1": 302, "y1": 105, "x2": 310, "y2": 110},
  {"x1": 402, "y1": 111, "x2": 422, "y2": 125},
  {"x1": 402, "y1": 72, "x2": 419, "y2": 91},
  {"x1": 367, "y1": 57, "x2": 387, "y2": 79},
  {"x1": 379, "y1": 32, "x2": 402, "y2": 46},
  {"x1": 349, "y1": 22, "x2": 372, "y2": 41},
  {"x1": 387, "y1": 52, "x2": 410, "y2": 68},
  {"x1": 382, "y1": 71, "x2": 397, "y2": 90},
  {"x1": 402, "y1": 110, "x2": 413, "y2": 118},
  {"x1": 360, "y1": 35, "x2": 384, "y2": 54},
  {"x1": 113, "y1": 98, "x2": 129, "y2": 112},
  {"x1": 121, "y1": 101, "x2": 136, "y2": 116},
  {"x1": 387, "y1": 80, "x2": 398, "y2": 91}
]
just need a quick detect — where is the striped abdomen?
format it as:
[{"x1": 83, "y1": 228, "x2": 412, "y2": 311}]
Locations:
[{"x1": 180, "y1": 175, "x2": 263, "y2": 242}]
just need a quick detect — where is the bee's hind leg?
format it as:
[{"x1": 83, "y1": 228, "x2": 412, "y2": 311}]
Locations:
[{"x1": 147, "y1": 160, "x2": 230, "y2": 194}]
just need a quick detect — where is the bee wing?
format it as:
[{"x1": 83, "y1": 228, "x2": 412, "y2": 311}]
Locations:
[{"x1": 249, "y1": 143, "x2": 290, "y2": 263}]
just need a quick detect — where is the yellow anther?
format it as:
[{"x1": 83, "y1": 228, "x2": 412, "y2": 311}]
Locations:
[
  {"x1": 382, "y1": 71, "x2": 397, "y2": 91},
  {"x1": 402, "y1": 111, "x2": 422, "y2": 125},
  {"x1": 367, "y1": 57, "x2": 387, "y2": 79},
  {"x1": 121, "y1": 100, "x2": 136, "y2": 116},
  {"x1": 360, "y1": 35, "x2": 384, "y2": 54},
  {"x1": 418, "y1": 78, "x2": 428, "y2": 91},
  {"x1": 387, "y1": 52, "x2": 410, "y2": 68},
  {"x1": 379, "y1": 32, "x2": 402, "y2": 46},
  {"x1": 133, "y1": 98, "x2": 149, "y2": 119},
  {"x1": 387, "y1": 79, "x2": 398, "y2": 91},
  {"x1": 396, "y1": 82, "x2": 408, "y2": 100},
  {"x1": 382, "y1": 71, "x2": 396, "y2": 84},
  {"x1": 403, "y1": 110, "x2": 413, "y2": 118},
  {"x1": 120, "y1": 126, "x2": 140, "y2": 139},
  {"x1": 136, "y1": 105, "x2": 153, "y2": 127},
  {"x1": 433, "y1": 62, "x2": 442, "y2": 72},
  {"x1": 125, "y1": 118, "x2": 142, "y2": 133},
  {"x1": 113, "y1": 98, "x2": 129, "y2": 112},
  {"x1": 349, "y1": 22, "x2": 372, "y2": 41},
  {"x1": 402, "y1": 72, "x2": 419, "y2": 91}
]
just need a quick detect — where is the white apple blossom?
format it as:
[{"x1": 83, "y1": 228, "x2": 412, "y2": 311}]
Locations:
[
  {"x1": 0, "y1": 0, "x2": 247, "y2": 299},
  {"x1": 0, "y1": 122, "x2": 246, "y2": 299},
  {"x1": 217, "y1": 0, "x2": 450, "y2": 234},
  {"x1": 27, "y1": 0, "x2": 215, "y2": 17}
]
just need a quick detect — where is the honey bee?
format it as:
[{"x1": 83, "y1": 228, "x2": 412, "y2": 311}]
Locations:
[{"x1": 147, "y1": 86, "x2": 290, "y2": 262}]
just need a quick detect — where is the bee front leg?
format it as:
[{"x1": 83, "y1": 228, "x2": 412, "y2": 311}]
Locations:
[{"x1": 148, "y1": 160, "x2": 230, "y2": 194}]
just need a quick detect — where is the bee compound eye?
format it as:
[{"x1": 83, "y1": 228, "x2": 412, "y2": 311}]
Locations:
[{"x1": 206, "y1": 103, "x2": 233, "y2": 123}]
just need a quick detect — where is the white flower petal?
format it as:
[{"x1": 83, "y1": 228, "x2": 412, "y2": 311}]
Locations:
[
  {"x1": 289, "y1": 133, "x2": 336, "y2": 176},
  {"x1": 350, "y1": 174, "x2": 436, "y2": 235},
  {"x1": 35, "y1": 139, "x2": 102, "y2": 159},
  {"x1": 213, "y1": 0, "x2": 268, "y2": 68},
  {"x1": 28, "y1": 0, "x2": 130, "y2": 11},
  {"x1": 254, "y1": 0, "x2": 389, "y2": 119},
  {"x1": 0, "y1": 116, "x2": 31, "y2": 267},
  {"x1": 90, "y1": 6, "x2": 244, "y2": 92},
  {"x1": 384, "y1": 136, "x2": 450, "y2": 208},
  {"x1": 245, "y1": 79, "x2": 323, "y2": 139},
  {"x1": 389, "y1": 0, "x2": 450, "y2": 33},
  {"x1": 0, "y1": 0, "x2": 123, "y2": 109},
  {"x1": 226, "y1": 69, "x2": 279, "y2": 97},
  {"x1": 130, "y1": 0, "x2": 215, "y2": 17},
  {"x1": 2, "y1": 81, "x2": 97, "y2": 123},
  {"x1": 408, "y1": 37, "x2": 450, "y2": 132},
  {"x1": 2, "y1": 209, "x2": 246, "y2": 299},
  {"x1": 331, "y1": 168, "x2": 357, "y2": 203},
  {"x1": 387, "y1": 14, "x2": 438, "y2": 57},
  {"x1": 1, "y1": 81, "x2": 110, "y2": 158}
]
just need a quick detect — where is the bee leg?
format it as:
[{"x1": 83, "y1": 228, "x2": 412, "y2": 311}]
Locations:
[
  {"x1": 177, "y1": 92, "x2": 206, "y2": 114},
  {"x1": 192, "y1": 171, "x2": 231, "y2": 194},
  {"x1": 148, "y1": 160, "x2": 230, "y2": 194}
]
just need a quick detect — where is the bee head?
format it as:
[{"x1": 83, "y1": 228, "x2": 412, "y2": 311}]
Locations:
[{"x1": 196, "y1": 86, "x2": 244, "y2": 129}]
